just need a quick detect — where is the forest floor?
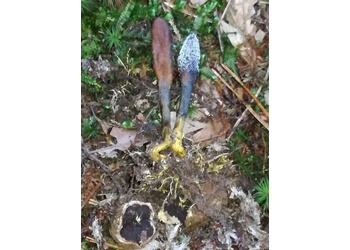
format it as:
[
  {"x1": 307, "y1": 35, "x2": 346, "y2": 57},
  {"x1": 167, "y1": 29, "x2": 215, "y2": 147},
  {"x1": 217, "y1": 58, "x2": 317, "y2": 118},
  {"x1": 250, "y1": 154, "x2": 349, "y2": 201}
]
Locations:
[{"x1": 81, "y1": 1, "x2": 269, "y2": 249}]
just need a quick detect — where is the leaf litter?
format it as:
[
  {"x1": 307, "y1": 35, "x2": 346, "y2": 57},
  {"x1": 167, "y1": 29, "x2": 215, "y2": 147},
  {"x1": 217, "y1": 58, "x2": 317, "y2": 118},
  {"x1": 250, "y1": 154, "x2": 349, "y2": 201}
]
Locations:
[{"x1": 81, "y1": 1, "x2": 269, "y2": 249}]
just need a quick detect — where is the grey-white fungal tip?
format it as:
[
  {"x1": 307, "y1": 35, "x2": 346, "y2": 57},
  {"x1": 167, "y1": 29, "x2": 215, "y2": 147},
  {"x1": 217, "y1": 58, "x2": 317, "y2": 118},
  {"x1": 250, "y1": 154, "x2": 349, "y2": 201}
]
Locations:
[{"x1": 178, "y1": 33, "x2": 200, "y2": 74}]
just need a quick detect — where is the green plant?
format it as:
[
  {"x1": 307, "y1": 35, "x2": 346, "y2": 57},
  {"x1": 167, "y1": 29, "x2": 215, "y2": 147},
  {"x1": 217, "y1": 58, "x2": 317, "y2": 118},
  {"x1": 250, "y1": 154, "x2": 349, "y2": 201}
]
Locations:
[
  {"x1": 228, "y1": 128, "x2": 267, "y2": 179},
  {"x1": 254, "y1": 177, "x2": 269, "y2": 211},
  {"x1": 104, "y1": 2, "x2": 134, "y2": 51},
  {"x1": 200, "y1": 66, "x2": 217, "y2": 80},
  {"x1": 146, "y1": 108, "x2": 161, "y2": 126},
  {"x1": 223, "y1": 44, "x2": 239, "y2": 77},
  {"x1": 188, "y1": 104, "x2": 197, "y2": 118},
  {"x1": 105, "y1": 26, "x2": 122, "y2": 50},
  {"x1": 192, "y1": 0, "x2": 220, "y2": 34},
  {"x1": 82, "y1": 117, "x2": 99, "y2": 139},
  {"x1": 81, "y1": 71, "x2": 104, "y2": 93},
  {"x1": 81, "y1": 0, "x2": 96, "y2": 14},
  {"x1": 122, "y1": 120, "x2": 134, "y2": 128}
]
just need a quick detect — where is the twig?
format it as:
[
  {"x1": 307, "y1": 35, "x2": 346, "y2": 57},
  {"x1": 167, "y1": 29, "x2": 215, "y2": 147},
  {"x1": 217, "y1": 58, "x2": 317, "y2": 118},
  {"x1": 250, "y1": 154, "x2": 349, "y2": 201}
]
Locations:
[
  {"x1": 88, "y1": 104, "x2": 103, "y2": 123},
  {"x1": 264, "y1": 65, "x2": 269, "y2": 82},
  {"x1": 220, "y1": 0, "x2": 233, "y2": 22},
  {"x1": 132, "y1": 106, "x2": 156, "y2": 145},
  {"x1": 221, "y1": 63, "x2": 269, "y2": 119},
  {"x1": 82, "y1": 142, "x2": 110, "y2": 173},
  {"x1": 211, "y1": 67, "x2": 269, "y2": 130},
  {"x1": 217, "y1": 24, "x2": 224, "y2": 53},
  {"x1": 88, "y1": 145, "x2": 121, "y2": 155},
  {"x1": 81, "y1": 183, "x2": 101, "y2": 210},
  {"x1": 206, "y1": 152, "x2": 230, "y2": 164},
  {"x1": 115, "y1": 53, "x2": 128, "y2": 72},
  {"x1": 85, "y1": 236, "x2": 121, "y2": 250},
  {"x1": 227, "y1": 85, "x2": 263, "y2": 140},
  {"x1": 88, "y1": 199, "x2": 99, "y2": 206}
]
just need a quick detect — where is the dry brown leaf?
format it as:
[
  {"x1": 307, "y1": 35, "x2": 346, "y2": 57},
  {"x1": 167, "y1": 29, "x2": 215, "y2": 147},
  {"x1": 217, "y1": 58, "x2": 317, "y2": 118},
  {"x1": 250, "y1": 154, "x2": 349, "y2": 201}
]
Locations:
[
  {"x1": 193, "y1": 120, "x2": 223, "y2": 142},
  {"x1": 109, "y1": 127, "x2": 137, "y2": 150},
  {"x1": 170, "y1": 111, "x2": 207, "y2": 135},
  {"x1": 226, "y1": 0, "x2": 258, "y2": 37},
  {"x1": 135, "y1": 99, "x2": 150, "y2": 112},
  {"x1": 221, "y1": 0, "x2": 265, "y2": 71},
  {"x1": 183, "y1": 119, "x2": 207, "y2": 135},
  {"x1": 99, "y1": 119, "x2": 112, "y2": 135},
  {"x1": 136, "y1": 112, "x2": 145, "y2": 121},
  {"x1": 234, "y1": 87, "x2": 244, "y2": 100},
  {"x1": 239, "y1": 39, "x2": 257, "y2": 69}
]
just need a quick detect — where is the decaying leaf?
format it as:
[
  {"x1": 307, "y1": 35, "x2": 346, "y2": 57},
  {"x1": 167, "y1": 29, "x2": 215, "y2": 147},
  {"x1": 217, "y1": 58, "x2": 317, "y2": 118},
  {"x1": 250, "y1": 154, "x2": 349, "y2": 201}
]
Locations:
[
  {"x1": 239, "y1": 38, "x2": 257, "y2": 69},
  {"x1": 136, "y1": 112, "x2": 145, "y2": 121},
  {"x1": 221, "y1": 0, "x2": 262, "y2": 70},
  {"x1": 254, "y1": 29, "x2": 266, "y2": 43},
  {"x1": 193, "y1": 120, "x2": 224, "y2": 142},
  {"x1": 206, "y1": 141, "x2": 228, "y2": 152},
  {"x1": 91, "y1": 217, "x2": 107, "y2": 250},
  {"x1": 170, "y1": 111, "x2": 207, "y2": 135},
  {"x1": 217, "y1": 227, "x2": 238, "y2": 248},
  {"x1": 229, "y1": 186, "x2": 269, "y2": 249},
  {"x1": 98, "y1": 119, "x2": 112, "y2": 135},
  {"x1": 109, "y1": 127, "x2": 137, "y2": 150},
  {"x1": 184, "y1": 119, "x2": 207, "y2": 135},
  {"x1": 135, "y1": 99, "x2": 150, "y2": 113},
  {"x1": 219, "y1": 20, "x2": 245, "y2": 47},
  {"x1": 225, "y1": 0, "x2": 258, "y2": 37},
  {"x1": 165, "y1": 224, "x2": 190, "y2": 250},
  {"x1": 234, "y1": 86, "x2": 244, "y2": 100}
]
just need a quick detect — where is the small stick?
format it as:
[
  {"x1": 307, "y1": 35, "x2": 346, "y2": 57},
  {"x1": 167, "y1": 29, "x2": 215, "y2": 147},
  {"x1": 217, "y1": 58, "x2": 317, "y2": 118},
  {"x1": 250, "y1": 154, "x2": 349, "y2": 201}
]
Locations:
[
  {"x1": 221, "y1": 63, "x2": 269, "y2": 119},
  {"x1": 81, "y1": 183, "x2": 101, "y2": 209},
  {"x1": 264, "y1": 65, "x2": 269, "y2": 82},
  {"x1": 227, "y1": 85, "x2": 263, "y2": 140},
  {"x1": 220, "y1": 0, "x2": 233, "y2": 22},
  {"x1": 211, "y1": 68, "x2": 269, "y2": 130},
  {"x1": 87, "y1": 145, "x2": 121, "y2": 155},
  {"x1": 206, "y1": 152, "x2": 230, "y2": 164},
  {"x1": 88, "y1": 104, "x2": 102, "y2": 123},
  {"x1": 81, "y1": 142, "x2": 110, "y2": 173},
  {"x1": 135, "y1": 106, "x2": 155, "y2": 136}
]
